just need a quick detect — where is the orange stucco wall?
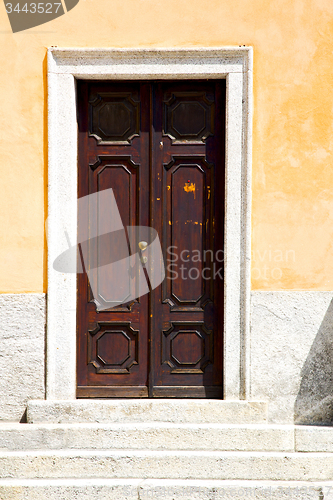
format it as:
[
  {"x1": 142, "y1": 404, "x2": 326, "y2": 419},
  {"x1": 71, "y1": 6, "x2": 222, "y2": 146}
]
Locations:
[{"x1": 0, "y1": 0, "x2": 333, "y2": 292}]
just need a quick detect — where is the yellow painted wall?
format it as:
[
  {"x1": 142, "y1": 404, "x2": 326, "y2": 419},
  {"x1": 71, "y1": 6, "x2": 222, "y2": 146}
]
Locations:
[{"x1": 1, "y1": 0, "x2": 333, "y2": 292}]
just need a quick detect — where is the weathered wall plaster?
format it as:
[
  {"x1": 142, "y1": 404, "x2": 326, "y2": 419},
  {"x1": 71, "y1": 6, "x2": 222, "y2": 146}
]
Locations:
[{"x1": 1, "y1": 1, "x2": 333, "y2": 291}]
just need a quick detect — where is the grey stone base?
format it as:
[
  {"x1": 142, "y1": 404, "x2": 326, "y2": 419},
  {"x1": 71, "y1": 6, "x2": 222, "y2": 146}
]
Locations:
[
  {"x1": 250, "y1": 291, "x2": 333, "y2": 424},
  {"x1": 0, "y1": 294, "x2": 45, "y2": 422},
  {"x1": 2, "y1": 290, "x2": 333, "y2": 427}
]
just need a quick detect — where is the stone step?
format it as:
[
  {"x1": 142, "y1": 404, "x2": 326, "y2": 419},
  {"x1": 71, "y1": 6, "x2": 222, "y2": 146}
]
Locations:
[
  {"x1": 0, "y1": 479, "x2": 332, "y2": 500},
  {"x1": 1, "y1": 450, "x2": 333, "y2": 481},
  {"x1": 26, "y1": 399, "x2": 268, "y2": 424},
  {"x1": 0, "y1": 423, "x2": 294, "y2": 452},
  {"x1": 296, "y1": 425, "x2": 333, "y2": 452}
]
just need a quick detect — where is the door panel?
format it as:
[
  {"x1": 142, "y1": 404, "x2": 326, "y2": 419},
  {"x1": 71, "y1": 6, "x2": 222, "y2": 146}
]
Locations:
[
  {"x1": 150, "y1": 81, "x2": 224, "y2": 397},
  {"x1": 162, "y1": 156, "x2": 213, "y2": 309},
  {"x1": 77, "y1": 80, "x2": 225, "y2": 398},
  {"x1": 90, "y1": 155, "x2": 140, "y2": 310},
  {"x1": 77, "y1": 81, "x2": 150, "y2": 397}
]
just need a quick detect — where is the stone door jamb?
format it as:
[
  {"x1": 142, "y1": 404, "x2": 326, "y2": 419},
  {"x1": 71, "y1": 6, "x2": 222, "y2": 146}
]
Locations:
[{"x1": 46, "y1": 47, "x2": 253, "y2": 401}]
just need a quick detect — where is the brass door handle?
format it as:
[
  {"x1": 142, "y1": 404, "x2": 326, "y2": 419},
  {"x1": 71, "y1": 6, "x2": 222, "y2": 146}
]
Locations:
[{"x1": 138, "y1": 241, "x2": 148, "y2": 264}]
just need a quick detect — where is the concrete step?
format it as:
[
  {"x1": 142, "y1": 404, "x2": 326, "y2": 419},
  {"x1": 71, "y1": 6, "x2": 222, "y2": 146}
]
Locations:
[
  {"x1": 26, "y1": 399, "x2": 268, "y2": 424},
  {"x1": 1, "y1": 450, "x2": 333, "y2": 481},
  {"x1": 0, "y1": 422, "x2": 294, "y2": 452},
  {"x1": 0, "y1": 479, "x2": 332, "y2": 500}
]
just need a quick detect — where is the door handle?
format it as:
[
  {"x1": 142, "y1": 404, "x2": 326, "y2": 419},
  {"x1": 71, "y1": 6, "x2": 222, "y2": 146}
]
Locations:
[
  {"x1": 138, "y1": 241, "x2": 148, "y2": 251},
  {"x1": 138, "y1": 241, "x2": 148, "y2": 264}
]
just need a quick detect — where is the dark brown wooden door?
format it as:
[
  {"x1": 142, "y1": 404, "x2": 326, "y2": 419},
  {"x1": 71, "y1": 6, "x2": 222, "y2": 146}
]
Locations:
[{"x1": 77, "y1": 80, "x2": 225, "y2": 398}]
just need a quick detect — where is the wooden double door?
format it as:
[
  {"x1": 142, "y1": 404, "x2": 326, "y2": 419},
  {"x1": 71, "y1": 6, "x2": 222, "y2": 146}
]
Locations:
[{"x1": 77, "y1": 80, "x2": 225, "y2": 398}]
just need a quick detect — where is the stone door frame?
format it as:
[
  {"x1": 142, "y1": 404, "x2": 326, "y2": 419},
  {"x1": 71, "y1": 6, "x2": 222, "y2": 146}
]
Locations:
[{"x1": 46, "y1": 47, "x2": 253, "y2": 401}]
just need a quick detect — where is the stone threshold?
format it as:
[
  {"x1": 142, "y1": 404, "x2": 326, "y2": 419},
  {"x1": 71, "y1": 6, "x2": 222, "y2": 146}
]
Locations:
[{"x1": 26, "y1": 399, "x2": 268, "y2": 424}]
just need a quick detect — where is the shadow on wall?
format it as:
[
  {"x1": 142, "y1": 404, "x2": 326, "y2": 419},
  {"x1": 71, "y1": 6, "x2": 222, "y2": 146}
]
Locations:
[{"x1": 295, "y1": 298, "x2": 333, "y2": 425}]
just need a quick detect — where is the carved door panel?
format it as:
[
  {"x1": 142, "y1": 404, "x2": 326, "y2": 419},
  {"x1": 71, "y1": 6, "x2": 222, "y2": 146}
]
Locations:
[
  {"x1": 76, "y1": 81, "x2": 150, "y2": 397},
  {"x1": 150, "y1": 82, "x2": 225, "y2": 397},
  {"x1": 77, "y1": 80, "x2": 225, "y2": 398}
]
